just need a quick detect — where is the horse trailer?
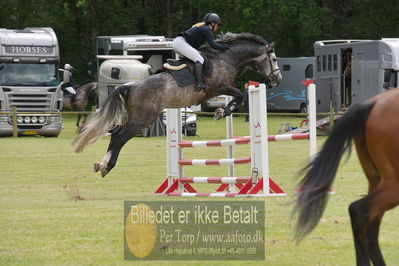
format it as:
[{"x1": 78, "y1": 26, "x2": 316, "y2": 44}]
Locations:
[
  {"x1": 314, "y1": 39, "x2": 399, "y2": 112},
  {"x1": 267, "y1": 57, "x2": 314, "y2": 112},
  {"x1": 95, "y1": 35, "x2": 198, "y2": 136},
  {"x1": 95, "y1": 35, "x2": 174, "y2": 108},
  {"x1": 0, "y1": 27, "x2": 63, "y2": 137}
]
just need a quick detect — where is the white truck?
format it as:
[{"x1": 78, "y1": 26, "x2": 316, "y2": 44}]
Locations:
[{"x1": 0, "y1": 27, "x2": 63, "y2": 136}]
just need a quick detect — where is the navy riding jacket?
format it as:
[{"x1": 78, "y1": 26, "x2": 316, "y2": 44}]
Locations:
[{"x1": 179, "y1": 25, "x2": 227, "y2": 50}]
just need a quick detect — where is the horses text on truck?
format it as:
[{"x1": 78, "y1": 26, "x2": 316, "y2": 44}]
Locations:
[
  {"x1": 314, "y1": 39, "x2": 399, "y2": 112},
  {"x1": 0, "y1": 27, "x2": 62, "y2": 137},
  {"x1": 267, "y1": 57, "x2": 314, "y2": 112}
]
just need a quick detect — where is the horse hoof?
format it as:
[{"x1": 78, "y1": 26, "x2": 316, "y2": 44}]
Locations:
[
  {"x1": 101, "y1": 168, "x2": 109, "y2": 178},
  {"x1": 214, "y1": 108, "x2": 225, "y2": 120},
  {"x1": 93, "y1": 163, "x2": 101, "y2": 173}
]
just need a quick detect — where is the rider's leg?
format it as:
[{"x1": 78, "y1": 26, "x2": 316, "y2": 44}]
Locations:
[
  {"x1": 173, "y1": 36, "x2": 209, "y2": 90},
  {"x1": 194, "y1": 61, "x2": 208, "y2": 91}
]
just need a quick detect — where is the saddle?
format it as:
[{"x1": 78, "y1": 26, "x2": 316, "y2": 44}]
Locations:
[{"x1": 163, "y1": 56, "x2": 212, "y2": 87}]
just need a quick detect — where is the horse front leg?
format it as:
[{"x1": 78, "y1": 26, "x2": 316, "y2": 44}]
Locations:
[{"x1": 214, "y1": 85, "x2": 243, "y2": 120}]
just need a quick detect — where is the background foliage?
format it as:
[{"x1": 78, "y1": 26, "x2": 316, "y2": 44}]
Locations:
[{"x1": 1, "y1": 0, "x2": 398, "y2": 83}]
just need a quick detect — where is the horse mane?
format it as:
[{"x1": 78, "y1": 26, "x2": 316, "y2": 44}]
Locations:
[
  {"x1": 217, "y1": 32, "x2": 269, "y2": 45},
  {"x1": 200, "y1": 32, "x2": 268, "y2": 55}
]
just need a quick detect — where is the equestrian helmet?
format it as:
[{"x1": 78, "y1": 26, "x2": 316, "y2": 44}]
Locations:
[
  {"x1": 204, "y1": 13, "x2": 222, "y2": 26},
  {"x1": 64, "y1": 64, "x2": 74, "y2": 71}
]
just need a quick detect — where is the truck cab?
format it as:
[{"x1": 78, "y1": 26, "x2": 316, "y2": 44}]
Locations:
[{"x1": 0, "y1": 27, "x2": 62, "y2": 136}]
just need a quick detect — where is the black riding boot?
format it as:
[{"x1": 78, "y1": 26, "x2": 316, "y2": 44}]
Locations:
[{"x1": 194, "y1": 61, "x2": 209, "y2": 91}]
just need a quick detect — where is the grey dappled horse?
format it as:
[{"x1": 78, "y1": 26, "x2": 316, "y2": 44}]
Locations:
[
  {"x1": 74, "y1": 33, "x2": 282, "y2": 177},
  {"x1": 62, "y1": 82, "x2": 98, "y2": 127}
]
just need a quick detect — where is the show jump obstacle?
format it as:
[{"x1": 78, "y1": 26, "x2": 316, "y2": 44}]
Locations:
[{"x1": 155, "y1": 83, "x2": 317, "y2": 197}]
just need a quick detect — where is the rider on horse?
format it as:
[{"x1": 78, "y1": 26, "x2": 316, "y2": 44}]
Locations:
[
  {"x1": 173, "y1": 13, "x2": 227, "y2": 91},
  {"x1": 62, "y1": 64, "x2": 79, "y2": 96}
]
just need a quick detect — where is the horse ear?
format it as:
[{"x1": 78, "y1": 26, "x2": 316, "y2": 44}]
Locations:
[{"x1": 266, "y1": 42, "x2": 274, "y2": 52}]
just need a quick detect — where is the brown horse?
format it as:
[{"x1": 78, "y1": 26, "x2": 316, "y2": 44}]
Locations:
[
  {"x1": 293, "y1": 88, "x2": 399, "y2": 265},
  {"x1": 62, "y1": 82, "x2": 98, "y2": 127}
]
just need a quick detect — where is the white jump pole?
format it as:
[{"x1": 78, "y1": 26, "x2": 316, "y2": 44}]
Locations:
[
  {"x1": 248, "y1": 84, "x2": 270, "y2": 196},
  {"x1": 166, "y1": 108, "x2": 183, "y2": 191},
  {"x1": 225, "y1": 96, "x2": 235, "y2": 192},
  {"x1": 307, "y1": 84, "x2": 317, "y2": 160}
]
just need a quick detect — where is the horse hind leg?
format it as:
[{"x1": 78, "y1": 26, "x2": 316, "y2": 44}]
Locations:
[
  {"x1": 350, "y1": 184, "x2": 399, "y2": 266},
  {"x1": 76, "y1": 113, "x2": 88, "y2": 127},
  {"x1": 349, "y1": 195, "x2": 384, "y2": 266},
  {"x1": 93, "y1": 123, "x2": 136, "y2": 177},
  {"x1": 349, "y1": 140, "x2": 382, "y2": 266},
  {"x1": 94, "y1": 150, "x2": 112, "y2": 176},
  {"x1": 76, "y1": 114, "x2": 82, "y2": 127},
  {"x1": 351, "y1": 143, "x2": 399, "y2": 265},
  {"x1": 367, "y1": 214, "x2": 384, "y2": 266},
  {"x1": 367, "y1": 182, "x2": 399, "y2": 266},
  {"x1": 93, "y1": 114, "x2": 157, "y2": 177},
  {"x1": 354, "y1": 135, "x2": 399, "y2": 265}
]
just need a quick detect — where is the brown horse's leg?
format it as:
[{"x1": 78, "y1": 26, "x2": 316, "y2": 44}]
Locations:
[
  {"x1": 354, "y1": 138, "x2": 399, "y2": 266},
  {"x1": 367, "y1": 214, "x2": 385, "y2": 266},
  {"x1": 349, "y1": 196, "x2": 373, "y2": 266},
  {"x1": 350, "y1": 140, "x2": 382, "y2": 266},
  {"x1": 368, "y1": 182, "x2": 399, "y2": 266}
]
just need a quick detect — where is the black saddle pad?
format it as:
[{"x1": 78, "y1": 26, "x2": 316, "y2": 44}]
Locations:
[
  {"x1": 165, "y1": 55, "x2": 213, "y2": 87},
  {"x1": 168, "y1": 68, "x2": 195, "y2": 86}
]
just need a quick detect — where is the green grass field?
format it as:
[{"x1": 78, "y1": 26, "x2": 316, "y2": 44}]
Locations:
[{"x1": 1, "y1": 114, "x2": 398, "y2": 265}]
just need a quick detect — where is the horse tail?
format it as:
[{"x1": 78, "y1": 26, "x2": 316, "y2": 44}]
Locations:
[
  {"x1": 293, "y1": 101, "x2": 375, "y2": 241},
  {"x1": 73, "y1": 85, "x2": 131, "y2": 153}
]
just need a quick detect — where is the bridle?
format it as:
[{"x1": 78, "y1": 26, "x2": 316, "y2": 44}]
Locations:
[
  {"x1": 229, "y1": 46, "x2": 280, "y2": 83},
  {"x1": 263, "y1": 50, "x2": 280, "y2": 83}
]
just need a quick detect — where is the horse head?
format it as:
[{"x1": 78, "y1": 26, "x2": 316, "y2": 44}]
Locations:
[
  {"x1": 256, "y1": 42, "x2": 282, "y2": 87},
  {"x1": 214, "y1": 33, "x2": 282, "y2": 87}
]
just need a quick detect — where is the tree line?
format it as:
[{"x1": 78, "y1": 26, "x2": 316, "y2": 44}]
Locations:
[{"x1": 1, "y1": 0, "x2": 398, "y2": 83}]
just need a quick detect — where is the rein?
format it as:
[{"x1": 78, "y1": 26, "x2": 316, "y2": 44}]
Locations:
[
  {"x1": 203, "y1": 41, "x2": 280, "y2": 83},
  {"x1": 264, "y1": 51, "x2": 280, "y2": 83},
  {"x1": 230, "y1": 46, "x2": 280, "y2": 82}
]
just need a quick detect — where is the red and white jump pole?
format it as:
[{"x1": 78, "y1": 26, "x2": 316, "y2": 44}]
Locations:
[{"x1": 155, "y1": 82, "x2": 318, "y2": 197}]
